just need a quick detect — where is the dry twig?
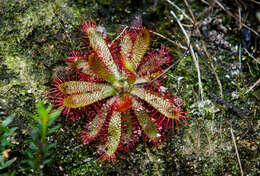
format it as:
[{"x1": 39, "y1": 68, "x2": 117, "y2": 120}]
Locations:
[
  {"x1": 214, "y1": 0, "x2": 259, "y2": 36},
  {"x1": 208, "y1": 92, "x2": 253, "y2": 132},
  {"x1": 249, "y1": 0, "x2": 260, "y2": 5},
  {"x1": 170, "y1": 11, "x2": 204, "y2": 101},
  {"x1": 166, "y1": 0, "x2": 193, "y2": 23},
  {"x1": 112, "y1": 26, "x2": 128, "y2": 43},
  {"x1": 230, "y1": 124, "x2": 244, "y2": 176},
  {"x1": 151, "y1": 31, "x2": 187, "y2": 50},
  {"x1": 183, "y1": 0, "x2": 223, "y2": 98},
  {"x1": 244, "y1": 48, "x2": 260, "y2": 64},
  {"x1": 245, "y1": 78, "x2": 260, "y2": 94}
]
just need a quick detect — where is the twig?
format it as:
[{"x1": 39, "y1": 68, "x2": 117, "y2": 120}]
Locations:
[
  {"x1": 244, "y1": 48, "x2": 260, "y2": 64},
  {"x1": 202, "y1": 45, "x2": 223, "y2": 99},
  {"x1": 170, "y1": 10, "x2": 204, "y2": 101},
  {"x1": 151, "y1": 31, "x2": 187, "y2": 50},
  {"x1": 200, "y1": 0, "x2": 259, "y2": 36},
  {"x1": 112, "y1": 26, "x2": 128, "y2": 43},
  {"x1": 238, "y1": 7, "x2": 242, "y2": 31},
  {"x1": 249, "y1": 0, "x2": 260, "y2": 5},
  {"x1": 211, "y1": 63, "x2": 223, "y2": 98},
  {"x1": 208, "y1": 92, "x2": 253, "y2": 132},
  {"x1": 245, "y1": 78, "x2": 260, "y2": 94},
  {"x1": 183, "y1": 0, "x2": 196, "y2": 22},
  {"x1": 214, "y1": 0, "x2": 259, "y2": 36},
  {"x1": 200, "y1": 0, "x2": 209, "y2": 5},
  {"x1": 238, "y1": 44, "x2": 242, "y2": 70},
  {"x1": 229, "y1": 124, "x2": 244, "y2": 176},
  {"x1": 184, "y1": 0, "x2": 223, "y2": 99},
  {"x1": 166, "y1": 0, "x2": 193, "y2": 23}
]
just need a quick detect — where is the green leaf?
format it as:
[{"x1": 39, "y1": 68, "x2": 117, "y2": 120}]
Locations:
[
  {"x1": 86, "y1": 27, "x2": 120, "y2": 80},
  {"x1": 132, "y1": 99, "x2": 160, "y2": 141},
  {"x1": 46, "y1": 125, "x2": 60, "y2": 135},
  {"x1": 74, "y1": 57, "x2": 100, "y2": 78},
  {"x1": 29, "y1": 115, "x2": 42, "y2": 126},
  {"x1": 0, "y1": 159, "x2": 15, "y2": 170},
  {"x1": 46, "y1": 105, "x2": 52, "y2": 114},
  {"x1": 29, "y1": 141, "x2": 38, "y2": 150},
  {"x1": 58, "y1": 81, "x2": 111, "y2": 95},
  {"x1": 103, "y1": 111, "x2": 121, "y2": 158},
  {"x1": 88, "y1": 53, "x2": 117, "y2": 83},
  {"x1": 37, "y1": 101, "x2": 48, "y2": 118},
  {"x1": 130, "y1": 29, "x2": 150, "y2": 71},
  {"x1": 43, "y1": 159, "x2": 51, "y2": 165},
  {"x1": 47, "y1": 109, "x2": 62, "y2": 126},
  {"x1": 2, "y1": 114, "x2": 15, "y2": 127},
  {"x1": 131, "y1": 87, "x2": 180, "y2": 119},
  {"x1": 62, "y1": 86, "x2": 115, "y2": 108},
  {"x1": 46, "y1": 143, "x2": 56, "y2": 150},
  {"x1": 10, "y1": 171, "x2": 16, "y2": 176},
  {"x1": 23, "y1": 150, "x2": 34, "y2": 159}
]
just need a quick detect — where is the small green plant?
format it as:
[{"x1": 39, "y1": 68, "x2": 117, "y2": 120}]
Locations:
[
  {"x1": 23, "y1": 101, "x2": 61, "y2": 175},
  {"x1": 0, "y1": 114, "x2": 16, "y2": 176}
]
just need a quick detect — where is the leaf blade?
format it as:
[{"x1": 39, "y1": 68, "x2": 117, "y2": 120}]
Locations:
[
  {"x1": 103, "y1": 111, "x2": 121, "y2": 159},
  {"x1": 62, "y1": 86, "x2": 115, "y2": 108},
  {"x1": 86, "y1": 27, "x2": 120, "y2": 80},
  {"x1": 59, "y1": 81, "x2": 111, "y2": 95},
  {"x1": 132, "y1": 99, "x2": 160, "y2": 141},
  {"x1": 131, "y1": 29, "x2": 150, "y2": 71},
  {"x1": 131, "y1": 87, "x2": 180, "y2": 119},
  {"x1": 88, "y1": 53, "x2": 117, "y2": 83}
]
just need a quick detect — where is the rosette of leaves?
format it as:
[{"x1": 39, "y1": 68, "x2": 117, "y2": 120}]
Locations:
[{"x1": 49, "y1": 22, "x2": 187, "y2": 161}]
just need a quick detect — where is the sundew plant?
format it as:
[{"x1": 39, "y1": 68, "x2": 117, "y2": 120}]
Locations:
[{"x1": 49, "y1": 21, "x2": 188, "y2": 161}]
